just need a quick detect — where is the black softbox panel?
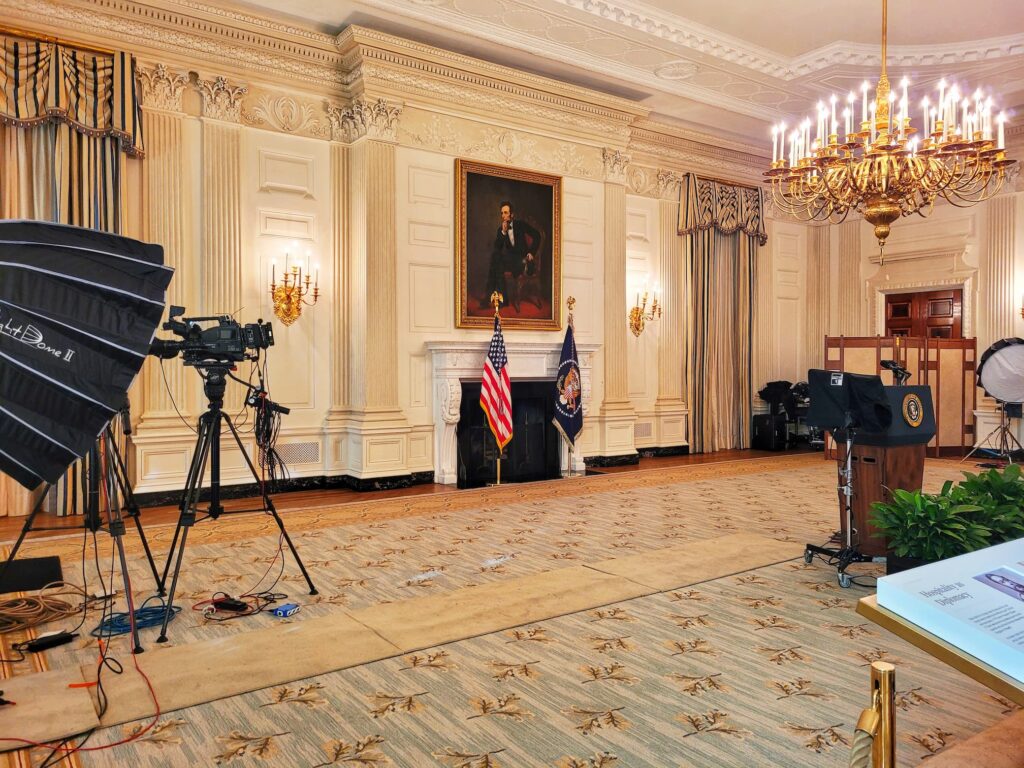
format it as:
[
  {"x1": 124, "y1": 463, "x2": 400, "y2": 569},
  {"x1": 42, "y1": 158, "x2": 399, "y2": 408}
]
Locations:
[{"x1": 0, "y1": 220, "x2": 172, "y2": 489}]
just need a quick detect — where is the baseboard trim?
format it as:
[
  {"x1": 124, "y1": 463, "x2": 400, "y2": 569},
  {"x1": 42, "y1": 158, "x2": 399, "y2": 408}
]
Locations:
[
  {"x1": 638, "y1": 445, "x2": 690, "y2": 458},
  {"x1": 134, "y1": 471, "x2": 436, "y2": 507},
  {"x1": 584, "y1": 453, "x2": 640, "y2": 467}
]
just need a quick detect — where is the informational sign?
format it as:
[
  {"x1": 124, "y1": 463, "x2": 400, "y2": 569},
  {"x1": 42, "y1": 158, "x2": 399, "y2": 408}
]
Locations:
[{"x1": 877, "y1": 538, "x2": 1024, "y2": 683}]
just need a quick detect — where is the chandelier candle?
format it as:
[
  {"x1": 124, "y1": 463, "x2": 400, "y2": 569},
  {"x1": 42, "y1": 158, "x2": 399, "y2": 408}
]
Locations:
[{"x1": 765, "y1": 0, "x2": 1017, "y2": 256}]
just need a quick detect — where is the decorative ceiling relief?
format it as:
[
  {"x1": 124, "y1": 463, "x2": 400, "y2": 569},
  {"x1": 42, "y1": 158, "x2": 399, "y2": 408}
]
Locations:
[
  {"x1": 242, "y1": 94, "x2": 330, "y2": 139},
  {"x1": 401, "y1": 111, "x2": 601, "y2": 179},
  {"x1": 654, "y1": 61, "x2": 700, "y2": 81}
]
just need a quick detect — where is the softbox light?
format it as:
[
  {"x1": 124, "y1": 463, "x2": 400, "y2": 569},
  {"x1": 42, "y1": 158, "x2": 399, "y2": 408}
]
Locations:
[
  {"x1": 0, "y1": 220, "x2": 172, "y2": 490},
  {"x1": 977, "y1": 337, "x2": 1024, "y2": 404}
]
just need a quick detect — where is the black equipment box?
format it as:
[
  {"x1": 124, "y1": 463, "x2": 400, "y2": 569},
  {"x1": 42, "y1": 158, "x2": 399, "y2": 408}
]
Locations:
[{"x1": 752, "y1": 413, "x2": 787, "y2": 451}]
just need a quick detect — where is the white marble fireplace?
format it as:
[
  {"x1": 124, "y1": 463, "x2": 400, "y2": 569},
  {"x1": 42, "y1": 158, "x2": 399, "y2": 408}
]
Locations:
[{"x1": 426, "y1": 340, "x2": 599, "y2": 485}]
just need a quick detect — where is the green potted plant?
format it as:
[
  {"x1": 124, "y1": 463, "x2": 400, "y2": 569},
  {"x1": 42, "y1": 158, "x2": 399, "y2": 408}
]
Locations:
[{"x1": 869, "y1": 465, "x2": 1024, "y2": 574}]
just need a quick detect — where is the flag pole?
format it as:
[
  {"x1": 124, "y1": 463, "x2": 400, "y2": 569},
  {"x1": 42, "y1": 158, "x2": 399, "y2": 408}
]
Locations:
[
  {"x1": 492, "y1": 291, "x2": 503, "y2": 487},
  {"x1": 565, "y1": 296, "x2": 576, "y2": 478}
]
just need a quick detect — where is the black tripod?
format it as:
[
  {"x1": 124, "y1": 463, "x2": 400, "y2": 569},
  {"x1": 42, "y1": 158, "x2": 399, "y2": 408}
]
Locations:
[
  {"x1": 156, "y1": 365, "x2": 317, "y2": 642},
  {"x1": 803, "y1": 426, "x2": 879, "y2": 588},
  {"x1": 0, "y1": 423, "x2": 160, "y2": 652}
]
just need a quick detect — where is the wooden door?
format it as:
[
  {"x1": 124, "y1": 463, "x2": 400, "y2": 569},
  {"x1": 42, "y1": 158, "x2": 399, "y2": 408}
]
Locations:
[{"x1": 885, "y1": 289, "x2": 962, "y2": 339}]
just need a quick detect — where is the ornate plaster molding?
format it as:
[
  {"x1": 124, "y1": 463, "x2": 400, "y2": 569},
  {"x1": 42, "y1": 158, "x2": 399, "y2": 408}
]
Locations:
[
  {"x1": 138, "y1": 64, "x2": 189, "y2": 113},
  {"x1": 400, "y1": 111, "x2": 600, "y2": 179},
  {"x1": 4, "y1": 0, "x2": 344, "y2": 90},
  {"x1": 555, "y1": 0, "x2": 1024, "y2": 79},
  {"x1": 326, "y1": 98, "x2": 403, "y2": 143},
  {"x1": 603, "y1": 149, "x2": 631, "y2": 185},
  {"x1": 196, "y1": 76, "x2": 248, "y2": 122},
  {"x1": 242, "y1": 94, "x2": 330, "y2": 139}
]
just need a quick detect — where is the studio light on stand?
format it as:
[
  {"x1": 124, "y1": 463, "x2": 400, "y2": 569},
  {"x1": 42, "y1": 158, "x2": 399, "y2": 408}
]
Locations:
[
  {"x1": 0, "y1": 220, "x2": 173, "y2": 651},
  {"x1": 963, "y1": 337, "x2": 1024, "y2": 464}
]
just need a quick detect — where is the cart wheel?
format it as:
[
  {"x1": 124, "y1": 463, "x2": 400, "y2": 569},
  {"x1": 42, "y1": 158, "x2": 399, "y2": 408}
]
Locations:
[{"x1": 838, "y1": 572, "x2": 852, "y2": 589}]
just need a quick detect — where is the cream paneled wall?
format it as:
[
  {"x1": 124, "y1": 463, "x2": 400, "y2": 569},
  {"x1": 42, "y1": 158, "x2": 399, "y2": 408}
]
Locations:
[
  {"x1": 625, "y1": 195, "x2": 661, "y2": 447},
  {"x1": 0, "y1": 3, "x2": 797, "y2": 504}
]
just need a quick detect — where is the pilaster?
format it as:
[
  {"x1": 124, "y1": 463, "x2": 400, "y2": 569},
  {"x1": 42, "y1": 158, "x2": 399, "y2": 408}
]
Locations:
[
  {"x1": 131, "y1": 64, "x2": 199, "y2": 492},
  {"x1": 806, "y1": 225, "x2": 830, "y2": 369},
  {"x1": 324, "y1": 98, "x2": 410, "y2": 479},
  {"x1": 654, "y1": 192, "x2": 687, "y2": 447},
  {"x1": 980, "y1": 195, "x2": 1016, "y2": 353},
  {"x1": 136, "y1": 64, "x2": 193, "y2": 432},
  {"x1": 837, "y1": 220, "x2": 863, "y2": 335},
  {"x1": 598, "y1": 148, "x2": 637, "y2": 458}
]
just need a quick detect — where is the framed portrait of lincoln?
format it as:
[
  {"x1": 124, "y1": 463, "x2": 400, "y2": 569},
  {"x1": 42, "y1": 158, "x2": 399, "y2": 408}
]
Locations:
[{"x1": 455, "y1": 159, "x2": 561, "y2": 330}]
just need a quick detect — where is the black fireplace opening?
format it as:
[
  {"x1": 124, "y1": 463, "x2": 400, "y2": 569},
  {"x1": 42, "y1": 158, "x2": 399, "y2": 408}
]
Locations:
[{"x1": 457, "y1": 380, "x2": 561, "y2": 489}]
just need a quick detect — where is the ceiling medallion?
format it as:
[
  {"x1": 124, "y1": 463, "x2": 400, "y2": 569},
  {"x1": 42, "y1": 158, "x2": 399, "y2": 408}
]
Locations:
[
  {"x1": 764, "y1": 0, "x2": 1017, "y2": 260},
  {"x1": 654, "y1": 61, "x2": 700, "y2": 81}
]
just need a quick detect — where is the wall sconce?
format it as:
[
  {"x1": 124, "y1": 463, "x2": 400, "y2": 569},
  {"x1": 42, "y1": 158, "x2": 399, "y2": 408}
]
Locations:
[
  {"x1": 628, "y1": 283, "x2": 661, "y2": 337},
  {"x1": 270, "y1": 248, "x2": 320, "y2": 327}
]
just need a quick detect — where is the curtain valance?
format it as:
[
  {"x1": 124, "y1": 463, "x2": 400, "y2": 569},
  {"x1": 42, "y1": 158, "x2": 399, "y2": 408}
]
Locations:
[
  {"x1": 679, "y1": 174, "x2": 766, "y2": 246},
  {"x1": 0, "y1": 38, "x2": 143, "y2": 158}
]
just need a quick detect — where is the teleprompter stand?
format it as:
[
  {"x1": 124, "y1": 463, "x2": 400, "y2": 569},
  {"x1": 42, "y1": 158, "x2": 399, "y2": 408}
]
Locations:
[
  {"x1": 803, "y1": 370, "x2": 893, "y2": 588},
  {"x1": 156, "y1": 365, "x2": 317, "y2": 642},
  {"x1": 803, "y1": 426, "x2": 878, "y2": 588}
]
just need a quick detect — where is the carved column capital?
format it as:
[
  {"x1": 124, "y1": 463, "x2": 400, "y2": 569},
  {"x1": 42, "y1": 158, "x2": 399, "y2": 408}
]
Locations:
[
  {"x1": 656, "y1": 169, "x2": 684, "y2": 200},
  {"x1": 602, "y1": 148, "x2": 631, "y2": 184},
  {"x1": 195, "y1": 76, "x2": 248, "y2": 122},
  {"x1": 138, "y1": 64, "x2": 189, "y2": 113},
  {"x1": 326, "y1": 98, "x2": 403, "y2": 143}
]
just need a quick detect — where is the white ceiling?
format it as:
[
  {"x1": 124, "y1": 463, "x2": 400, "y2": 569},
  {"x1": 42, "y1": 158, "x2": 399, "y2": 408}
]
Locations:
[{"x1": 234, "y1": 0, "x2": 1024, "y2": 147}]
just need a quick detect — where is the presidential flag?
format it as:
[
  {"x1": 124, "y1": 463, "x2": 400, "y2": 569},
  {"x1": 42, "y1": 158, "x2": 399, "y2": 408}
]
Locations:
[
  {"x1": 553, "y1": 320, "x2": 582, "y2": 447},
  {"x1": 480, "y1": 314, "x2": 512, "y2": 449}
]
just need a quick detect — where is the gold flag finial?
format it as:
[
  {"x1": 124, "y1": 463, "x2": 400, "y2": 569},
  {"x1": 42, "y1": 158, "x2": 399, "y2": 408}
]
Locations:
[{"x1": 490, "y1": 291, "x2": 503, "y2": 317}]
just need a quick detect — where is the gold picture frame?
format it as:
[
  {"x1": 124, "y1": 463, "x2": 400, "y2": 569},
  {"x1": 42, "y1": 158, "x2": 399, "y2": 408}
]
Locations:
[{"x1": 455, "y1": 159, "x2": 561, "y2": 330}]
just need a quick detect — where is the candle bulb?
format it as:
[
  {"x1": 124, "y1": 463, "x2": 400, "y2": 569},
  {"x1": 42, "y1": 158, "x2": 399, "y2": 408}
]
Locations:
[
  {"x1": 830, "y1": 94, "x2": 837, "y2": 139},
  {"x1": 771, "y1": 125, "x2": 778, "y2": 163},
  {"x1": 998, "y1": 113, "x2": 1006, "y2": 150},
  {"x1": 843, "y1": 107, "x2": 851, "y2": 142},
  {"x1": 861, "y1": 81, "x2": 870, "y2": 126},
  {"x1": 869, "y1": 103, "x2": 877, "y2": 144}
]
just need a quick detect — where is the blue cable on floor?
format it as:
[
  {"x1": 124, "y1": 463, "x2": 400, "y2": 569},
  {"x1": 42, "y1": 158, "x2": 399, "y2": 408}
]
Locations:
[{"x1": 90, "y1": 595, "x2": 181, "y2": 638}]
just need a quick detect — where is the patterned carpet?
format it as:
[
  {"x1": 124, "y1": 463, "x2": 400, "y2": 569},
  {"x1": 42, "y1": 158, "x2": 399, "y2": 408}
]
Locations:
[{"x1": 4, "y1": 455, "x2": 1018, "y2": 767}]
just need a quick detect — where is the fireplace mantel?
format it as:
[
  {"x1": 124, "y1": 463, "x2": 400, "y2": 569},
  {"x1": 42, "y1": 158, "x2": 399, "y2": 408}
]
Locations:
[{"x1": 426, "y1": 340, "x2": 599, "y2": 484}]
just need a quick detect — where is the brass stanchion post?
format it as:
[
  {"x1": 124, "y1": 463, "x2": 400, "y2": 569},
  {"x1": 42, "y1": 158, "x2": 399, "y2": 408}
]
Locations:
[{"x1": 871, "y1": 661, "x2": 896, "y2": 768}]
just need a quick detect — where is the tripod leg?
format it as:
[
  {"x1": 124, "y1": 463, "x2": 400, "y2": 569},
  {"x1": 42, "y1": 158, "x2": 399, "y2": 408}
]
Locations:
[
  {"x1": 223, "y1": 414, "x2": 318, "y2": 595},
  {"x1": 159, "y1": 415, "x2": 213, "y2": 594},
  {"x1": 156, "y1": 521, "x2": 191, "y2": 644},
  {"x1": 0, "y1": 484, "x2": 53, "y2": 590},
  {"x1": 106, "y1": 428, "x2": 161, "y2": 592},
  {"x1": 101, "y1": 450, "x2": 144, "y2": 653}
]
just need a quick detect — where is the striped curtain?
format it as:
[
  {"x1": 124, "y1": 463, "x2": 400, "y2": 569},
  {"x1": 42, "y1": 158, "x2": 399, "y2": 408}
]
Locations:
[
  {"x1": 0, "y1": 37, "x2": 143, "y2": 229},
  {"x1": 680, "y1": 175, "x2": 766, "y2": 453},
  {"x1": 0, "y1": 37, "x2": 144, "y2": 517}
]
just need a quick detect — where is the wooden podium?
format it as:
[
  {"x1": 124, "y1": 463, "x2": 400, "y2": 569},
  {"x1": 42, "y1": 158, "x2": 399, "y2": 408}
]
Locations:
[
  {"x1": 832, "y1": 384, "x2": 935, "y2": 557},
  {"x1": 837, "y1": 442, "x2": 926, "y2": 556}
]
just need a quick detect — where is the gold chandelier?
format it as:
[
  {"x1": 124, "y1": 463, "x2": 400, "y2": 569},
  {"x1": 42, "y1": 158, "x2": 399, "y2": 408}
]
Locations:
[{"x1": 765, "y1": 0, "x2": 1016, "y2": 255}]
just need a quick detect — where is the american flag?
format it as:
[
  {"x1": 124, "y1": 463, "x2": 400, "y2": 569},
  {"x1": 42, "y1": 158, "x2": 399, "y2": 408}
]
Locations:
[{"x1": 480, "y1": 314, "x2": 512, "y2": 449}]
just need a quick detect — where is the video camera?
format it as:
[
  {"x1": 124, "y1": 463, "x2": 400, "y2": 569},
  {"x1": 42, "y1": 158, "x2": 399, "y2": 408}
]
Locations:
[{"x1": 149, "y1": 306, "x2": 274, "y2": 367}]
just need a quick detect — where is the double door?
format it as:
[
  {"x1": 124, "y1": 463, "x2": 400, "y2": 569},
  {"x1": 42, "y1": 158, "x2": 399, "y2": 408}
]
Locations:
[{"x1": 885, "y1": 289, "x2": 962, "y2": 339}]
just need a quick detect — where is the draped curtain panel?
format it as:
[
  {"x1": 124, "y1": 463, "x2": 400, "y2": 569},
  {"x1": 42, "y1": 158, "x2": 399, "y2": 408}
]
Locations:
[
  {"x1": 0, "y1": 37, "x2": 142, "y2": 228},
  {"x1": 0, "y1": 37, "x2": 144, "y2": 516},
  {"x1": 680, "y1": 174, "x2": 766, "y2": 453}
]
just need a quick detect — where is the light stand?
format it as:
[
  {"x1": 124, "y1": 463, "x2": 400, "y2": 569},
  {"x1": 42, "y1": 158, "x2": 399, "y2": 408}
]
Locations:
[
  {"x1": 0, "y1": 422, "x2": 161, "y2": 618},
  {"x1": 156, "y1": 364, "x2": 317, "y2": 643},
  {"x1": 962, "y1": 401, "x2": 1023, "y2": 464}
]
